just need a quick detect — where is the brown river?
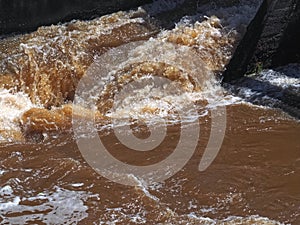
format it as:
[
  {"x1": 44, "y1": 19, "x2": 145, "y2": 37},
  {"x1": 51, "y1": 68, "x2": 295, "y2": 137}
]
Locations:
[{"x1": 0, "y1": 0, "x2": 299, "y2": 224}]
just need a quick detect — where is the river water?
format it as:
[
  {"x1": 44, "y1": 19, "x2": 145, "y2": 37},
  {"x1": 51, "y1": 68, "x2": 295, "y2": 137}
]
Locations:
[{"x1": 0, "y1": 0, "x2": 299, "y2": 224}]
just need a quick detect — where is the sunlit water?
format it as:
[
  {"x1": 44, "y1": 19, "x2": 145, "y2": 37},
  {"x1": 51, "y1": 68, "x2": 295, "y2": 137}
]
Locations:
[{"x1": 0, "y1": 0, "x2": 299, "y2": 224}]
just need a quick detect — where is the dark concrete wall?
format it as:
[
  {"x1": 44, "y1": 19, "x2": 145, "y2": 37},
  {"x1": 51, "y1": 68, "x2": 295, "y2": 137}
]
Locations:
[
  {"x1": 250, "y1": 0, "x2": 300, "y2": 69},
  {"x1": 0, "y1": 0, "x2": 152, "y2": 36},
  {"x1": 222, "y1": 0, "x2": 269, "y2": 82},
  {"x1": 223, "y1": 0, "x2": 300, "y2": 82},
  {"x1": 272, "y1": 0, "x2": 300, "y2": 66}
]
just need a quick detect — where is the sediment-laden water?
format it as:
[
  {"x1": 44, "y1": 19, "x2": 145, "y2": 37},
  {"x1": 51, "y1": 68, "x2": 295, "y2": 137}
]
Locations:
[{"x1": 0, "y1": 0, "x2": 299, "y2": 224}]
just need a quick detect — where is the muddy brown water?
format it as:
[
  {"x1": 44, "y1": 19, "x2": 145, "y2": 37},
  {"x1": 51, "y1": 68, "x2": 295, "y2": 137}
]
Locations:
[
  {"x1": 0, "y1": 1, "x2": 299, "y2": 224},
  {"x1": 1, "y1": 104, "x2": 299, "y2": 224}
]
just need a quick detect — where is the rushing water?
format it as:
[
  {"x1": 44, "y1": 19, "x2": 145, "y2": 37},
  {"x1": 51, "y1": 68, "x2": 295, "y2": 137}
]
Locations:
[{"x1": 0, "y1": 0, "x2": 300, "y2": 224}]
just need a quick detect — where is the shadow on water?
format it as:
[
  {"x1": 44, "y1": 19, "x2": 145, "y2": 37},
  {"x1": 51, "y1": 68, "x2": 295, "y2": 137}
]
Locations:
[
  {"x1": 223, "y1": 65, "x2": 300, "y2": 119},
  {"x1": 273, "y1": 64, "x2": 300, "y2": 79}
]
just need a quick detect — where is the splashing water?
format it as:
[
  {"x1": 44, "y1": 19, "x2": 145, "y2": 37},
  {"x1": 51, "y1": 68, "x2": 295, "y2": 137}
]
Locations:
[
  {"x1": 0, "y1": 1, "x2": 298, "y2": 225},
  {"x1": 0, "y1": 1, "x2": 263, "y2": 141},
  {"x1": 0, "y1": 185, "x2": 97, "y2": 224},
  {"x1": 0, "y1": 89, "x2": 36, "y2": 142}
]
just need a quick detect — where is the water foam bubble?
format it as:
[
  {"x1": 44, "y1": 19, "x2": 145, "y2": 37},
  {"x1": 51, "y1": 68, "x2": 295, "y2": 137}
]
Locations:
[
  {"x1": 0, "y1": 185, "x2": 96, "y2": 224},
  {"x1": 0, "y1": 89, "x2": 37, "y2": 142}
]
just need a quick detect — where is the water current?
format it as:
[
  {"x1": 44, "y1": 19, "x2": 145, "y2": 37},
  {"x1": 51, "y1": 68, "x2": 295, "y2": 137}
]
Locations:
[{"x1": 0, "y1": 0, "x2": 299, "y2": 224}]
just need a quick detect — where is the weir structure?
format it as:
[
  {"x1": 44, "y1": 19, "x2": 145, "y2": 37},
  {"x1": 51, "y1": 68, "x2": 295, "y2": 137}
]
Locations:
[
  {"x1": 0, "y1": 0, "x2": 152, "y2": 36},
  {"x1": 222, "y1": 0, "x2": 300, "y2": 81}
]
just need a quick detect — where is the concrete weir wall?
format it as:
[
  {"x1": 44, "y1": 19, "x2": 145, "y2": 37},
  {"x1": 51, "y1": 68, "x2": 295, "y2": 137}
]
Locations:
[
  {"x1": 0, "y1": 0, "x2": 152, "y2": 36},
  {"x1": 223, "y1": 0, "x2": 300, "y2": 82},
  {"x1": 0, "y1": 0, "x2": 246, "y2": 37}
]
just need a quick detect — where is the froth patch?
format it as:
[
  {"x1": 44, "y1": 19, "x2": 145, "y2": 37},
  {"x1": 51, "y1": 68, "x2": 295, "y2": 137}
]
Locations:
[
  {"x1": 159, "y1": 16, "x2": 237, "y2": 72},
  {"x1": 0, "y1": 89, "x2": 35, "y2": 142},
  {"x1": 0, "y1": 185, "x2": 95, "y2": 224}
]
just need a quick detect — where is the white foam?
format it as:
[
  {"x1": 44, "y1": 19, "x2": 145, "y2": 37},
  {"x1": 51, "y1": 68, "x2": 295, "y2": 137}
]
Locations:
[
  {"x1": 258, "y1": 67, "x2": 300, "y2": 88},
  {"x1": 220, "y1": 215, "x2": 287, "y2": 224},
  {"x1": 0, "y1": 89, "x2": 36, "y2": 141},
  {"x1": 0, "y1": 185, "x2": 96, "y2": 224},
  {"x1": 0, "y1": 185, "x2": 14, "y2": 196},
  {"x1": 225, "y1": 64, "x2": 300, "y2": 116},
  {"x1": 71, "y1": 183, "x2": 84, "y2": 187}
]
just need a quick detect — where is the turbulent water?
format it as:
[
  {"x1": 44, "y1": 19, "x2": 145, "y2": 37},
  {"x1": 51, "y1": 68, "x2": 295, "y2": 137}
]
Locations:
[{"x1": 0, "y1": 0, "x2": 300, "y2": 224}]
